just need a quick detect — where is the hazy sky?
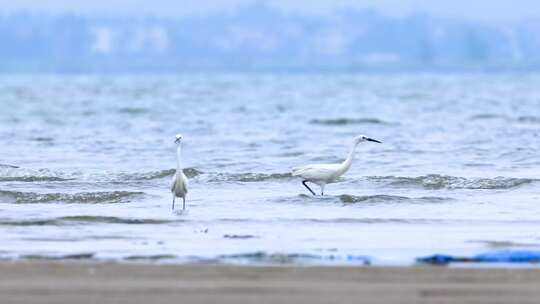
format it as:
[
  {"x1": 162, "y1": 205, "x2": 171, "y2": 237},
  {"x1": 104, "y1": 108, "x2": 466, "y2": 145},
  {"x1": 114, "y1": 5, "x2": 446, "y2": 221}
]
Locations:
[{"x1": 3, "y1": 0, "x2": 540, "y2": 22}]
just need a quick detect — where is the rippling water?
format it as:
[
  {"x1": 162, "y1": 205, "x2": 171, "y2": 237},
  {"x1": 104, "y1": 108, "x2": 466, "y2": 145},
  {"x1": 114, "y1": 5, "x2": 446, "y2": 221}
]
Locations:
[{"x1": 1, "y1": 73, "x2": 540, "y2": 265}]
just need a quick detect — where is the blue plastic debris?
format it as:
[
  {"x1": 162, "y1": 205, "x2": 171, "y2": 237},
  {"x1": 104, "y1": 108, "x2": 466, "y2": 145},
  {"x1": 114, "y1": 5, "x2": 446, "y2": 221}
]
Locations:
[
  {"x1": 475, "y1": 250, "x2": 540, "y2": 263},
  {"x1": 417, "y1": 250, "x2": 540, "y2": 265}
]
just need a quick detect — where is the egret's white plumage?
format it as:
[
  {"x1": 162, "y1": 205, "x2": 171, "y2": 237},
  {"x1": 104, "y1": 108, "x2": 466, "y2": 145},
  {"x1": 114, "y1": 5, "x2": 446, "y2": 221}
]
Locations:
[
  {"x1": 292, "y1": 135, "x2": 381, "y2": 195},
  {"x1": 171, "y1": 134, "x2": 188, "y2": 210}
]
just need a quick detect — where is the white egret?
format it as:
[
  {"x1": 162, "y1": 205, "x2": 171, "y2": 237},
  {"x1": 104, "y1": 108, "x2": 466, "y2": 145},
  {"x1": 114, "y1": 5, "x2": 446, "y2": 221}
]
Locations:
[
  {"x1": 171, "y1": 134, "x2": 188, "y2": 210},
  {"x1": 292, "y1": 135, "x2": 381, "y2": 196}
]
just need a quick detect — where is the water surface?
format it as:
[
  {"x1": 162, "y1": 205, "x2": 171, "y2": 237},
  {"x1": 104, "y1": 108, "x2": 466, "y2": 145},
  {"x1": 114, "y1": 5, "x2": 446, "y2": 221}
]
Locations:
[{"x1": 1, "y1": 73, "x2": 540, "y2": 264}]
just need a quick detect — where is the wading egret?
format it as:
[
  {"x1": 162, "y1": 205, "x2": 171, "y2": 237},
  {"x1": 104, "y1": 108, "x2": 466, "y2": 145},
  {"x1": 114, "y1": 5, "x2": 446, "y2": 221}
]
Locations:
[
  {"x1": 171, "y1": 134, "x2": 188, "y2": 210},
  {"x1": 292, "y1": 135, "x2": 381, "y2": 195}
]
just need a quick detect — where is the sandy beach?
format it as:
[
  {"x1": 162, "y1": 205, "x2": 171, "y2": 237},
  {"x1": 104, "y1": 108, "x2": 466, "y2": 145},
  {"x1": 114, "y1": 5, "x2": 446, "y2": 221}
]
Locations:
[{"x1": 1, "y1": 262, "x2": 540, "y2": 304}]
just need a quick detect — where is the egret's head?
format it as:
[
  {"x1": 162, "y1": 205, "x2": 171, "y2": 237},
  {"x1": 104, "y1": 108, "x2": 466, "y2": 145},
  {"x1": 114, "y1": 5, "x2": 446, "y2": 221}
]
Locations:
[
  {"x1": 174, "y1": 134, "x2": 183, "y2": 144},
  {"x1": 354, "y1": 134, "x2": 382, "y2": 145}
]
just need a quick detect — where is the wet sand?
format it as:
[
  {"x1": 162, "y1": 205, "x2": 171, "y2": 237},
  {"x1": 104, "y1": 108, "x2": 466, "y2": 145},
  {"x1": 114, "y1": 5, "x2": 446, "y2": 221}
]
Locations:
[{"x1": 1, "y1": 261, "x2": 540, "y2": 304}]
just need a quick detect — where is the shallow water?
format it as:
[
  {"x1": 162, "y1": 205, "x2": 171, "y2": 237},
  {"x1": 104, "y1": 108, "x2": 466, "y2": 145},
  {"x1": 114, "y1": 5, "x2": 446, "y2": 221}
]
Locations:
[{"x1": 1, "y1": 73, "x2": 540, "y2": 265}]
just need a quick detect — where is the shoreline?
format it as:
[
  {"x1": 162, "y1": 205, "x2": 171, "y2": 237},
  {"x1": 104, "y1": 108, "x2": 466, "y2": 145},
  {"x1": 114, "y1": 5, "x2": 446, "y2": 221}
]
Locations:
[{"x1": 1, "y1": 261, "x2": 540, "y2": 303}]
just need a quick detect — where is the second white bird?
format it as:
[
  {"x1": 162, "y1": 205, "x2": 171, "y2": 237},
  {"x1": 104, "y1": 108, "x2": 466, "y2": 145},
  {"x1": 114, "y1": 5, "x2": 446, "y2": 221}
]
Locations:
[{"x1": 292, "y1": 135, "x2": 381, "y2": 196}]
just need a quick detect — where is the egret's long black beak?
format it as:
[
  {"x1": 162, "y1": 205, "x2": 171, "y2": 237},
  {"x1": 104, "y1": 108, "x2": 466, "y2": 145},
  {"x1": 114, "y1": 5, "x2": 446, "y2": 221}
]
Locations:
[{"x1": 366, "y1": 137, "x2": 382, "y2": 143}]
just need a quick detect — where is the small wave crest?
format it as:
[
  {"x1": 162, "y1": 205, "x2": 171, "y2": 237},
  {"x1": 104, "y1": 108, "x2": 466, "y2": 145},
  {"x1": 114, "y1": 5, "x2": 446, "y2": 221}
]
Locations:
[
  {"x1": 0, "y1": 190, "x2": 143, "y2": 204},
  {"x1": 374, "y1": 174, "x2": 536, "y2": 190},
  {"x1": 310, "y1": 118, "x2": 393, "y2": 126},
  {"x1": 117, "y1": 107, "x2": 149, "y2": 114},
  {"x1": 517, "y1": 116, "x2": 540, "y2": 123},
  {"x1": 0, "y1": 164, "x2": 19, "y2": 169},
  {"x1": 469, "y1": 113, "x2": 507, "y2": 120},
  {"x1": 58, "y1": 216, "x2": 170, "y2": 224},
  {"x1": 469, "y1": 114, "x2": 540, "y2": 124},
  {"x1": 338, "y1": 194, "x2": 450, "y2": 204}
]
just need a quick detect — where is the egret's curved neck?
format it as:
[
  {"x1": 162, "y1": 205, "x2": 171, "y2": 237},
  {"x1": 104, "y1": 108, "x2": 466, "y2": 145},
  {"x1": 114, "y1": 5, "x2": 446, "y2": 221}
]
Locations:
[
  {"x1": 339, "y1": 141, "x2": 359, "y2": 175},
  {"x1": 176, "y1": 144, "x2": 183, "y2": 171}
]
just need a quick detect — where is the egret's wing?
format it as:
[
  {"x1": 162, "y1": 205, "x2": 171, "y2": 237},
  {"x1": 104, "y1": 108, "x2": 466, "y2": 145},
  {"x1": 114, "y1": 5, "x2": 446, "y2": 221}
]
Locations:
[
  {"x1": 292, "y1": 164, "x2": 339, "y2": 180},
  {"x1": 181, "y1": 173, "x2": 189, "y2": 193},
  {"x1": 170, "y1": 173, "x2": 177, "y2": 192}
]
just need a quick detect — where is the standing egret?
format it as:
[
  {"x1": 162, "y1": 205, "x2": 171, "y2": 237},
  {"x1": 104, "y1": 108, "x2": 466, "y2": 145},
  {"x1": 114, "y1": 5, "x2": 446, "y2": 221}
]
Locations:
[
  {"x1": 292, "y1": 135, "x2": 381, "y2": 196},
  {"x1": 171, "y1": 134, "x2": 188, "y2": 210}
]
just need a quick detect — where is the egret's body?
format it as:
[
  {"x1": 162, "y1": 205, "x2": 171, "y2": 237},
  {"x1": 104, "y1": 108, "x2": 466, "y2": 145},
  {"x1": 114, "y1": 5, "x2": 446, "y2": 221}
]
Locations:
[
  {"x1": 292, "y1": 135, "x2": 381, "y2": 195},
  {"x1": 171, "y1": 134, "x2": 188, "y2": 210}
]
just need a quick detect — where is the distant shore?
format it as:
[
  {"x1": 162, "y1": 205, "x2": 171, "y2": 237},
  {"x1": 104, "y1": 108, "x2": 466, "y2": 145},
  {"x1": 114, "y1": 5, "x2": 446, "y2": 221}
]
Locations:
[{"x1": 1, "y1": 261, "x2": 540, "y2": 304}]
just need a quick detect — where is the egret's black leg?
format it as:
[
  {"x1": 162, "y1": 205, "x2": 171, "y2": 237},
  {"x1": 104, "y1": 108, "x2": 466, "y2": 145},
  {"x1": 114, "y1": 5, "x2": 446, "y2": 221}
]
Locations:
[
  {"x1": 182, "y1": 197, "x2": 186, "y2": 210},
  {"x1": 302, "y1": 180, "x2": 316, "y2": 196},
  {"x1": 172, "y1": 196, "x2": 175, "y2": 210}
]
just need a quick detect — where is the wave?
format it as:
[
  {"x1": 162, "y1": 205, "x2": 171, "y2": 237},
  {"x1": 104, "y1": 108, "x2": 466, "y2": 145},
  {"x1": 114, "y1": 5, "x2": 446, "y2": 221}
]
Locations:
[
  {"x1": 302, "y1": 218, "x2": 447, "y2": 224},
  {"x1": 58, "y1": 216, "x2": 170, "y2": 224},
  {"x1": 370, "y1": 174, "x2": 536, "y2": 190},
  {"x1": 338, "y1": 194, "x2": 451, "y2": 204},
  {"x1": 117, "y1": 168, "x2": 202, "y2": 181},
  {"x1": 517, "y1": 115, "x2": 540, "y2": 124},
  {"x1": 223, "y1": 234, "x2": 258, "y2": 239},
  {"x1": 117, "y1": 107, "x2": 149, "y2": 114},
  {"x1": 0, "y1": 176, "x2": 72, "y2": 182},
  {"x1": 21, "y1": 253, "x2": 95, "y2": 260},
  {"x1": 469, "y1": 113, "x2": 507, "y2": 120},
  {"x1": 206, "y1": 172, "x2": 292, "y2": 182},
  {"x1": 0, "y1": 167, "x2": 309, "y2": 184},
  {"x1": 124, "y1": 254, "x2": 178, "y2": 261},
  {"x1": 0, "y1": 167, "x2": 202, "y2": 184},
  {"x1": 0, "y1": 216, "x2": 176, "y2": 226},
  {"x1": 0, "y1": 190, "x2": 143, "y2": 204},
  {"x1": 302, "y1": 218, "x2": 540, "y2": 225},
  {"x1": 8, "y1": 252, "x2": 370, "y2": 264},
  {"x1": 0, "y1": 167, "x2": 73, "y2": 182},
  {"x1": 31, "y1": 136, "x2": 54, "y2": 143},
  {"x1": 216, "y1": 251, "x2": 370, "y2": 264},
  {"x1": 0, "y1": 164, "x2": 19, "y2": 169},
  {"x1": 469, "y1": 114, "x2": 540, "y2": 124},
  {"x1": 310, "y1": 117, "x2": 393, "y2": 126}
]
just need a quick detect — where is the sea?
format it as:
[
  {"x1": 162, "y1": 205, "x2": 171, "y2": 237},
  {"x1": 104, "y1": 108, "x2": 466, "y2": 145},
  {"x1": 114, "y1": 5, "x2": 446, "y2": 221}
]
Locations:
[{"x1": 1, "y1": 73, "x2": 539, "y2": 265}]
